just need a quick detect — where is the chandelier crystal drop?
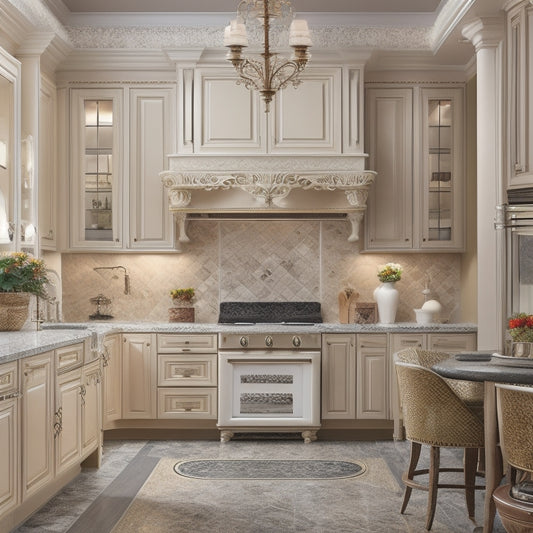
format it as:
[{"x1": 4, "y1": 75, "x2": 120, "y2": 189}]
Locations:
[{"x1": 223, "y1": 0, "x2": 312, "y2": 112}]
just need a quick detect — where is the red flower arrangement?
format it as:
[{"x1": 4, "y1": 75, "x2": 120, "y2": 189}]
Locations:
[{"x1": 508, "y1": 313, "x2": 533, "y2": 342}]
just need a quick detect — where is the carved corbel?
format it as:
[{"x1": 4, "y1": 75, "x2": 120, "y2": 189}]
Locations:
[
  {"x1": 175, "y1": 213, "x2": 190, "y2": 243},
  {"x1": 347, "y1": 212, "x2": 365, "y2": 242}
]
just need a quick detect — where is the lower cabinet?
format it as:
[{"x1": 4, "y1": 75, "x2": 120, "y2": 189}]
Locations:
[
  {"x1": 156, "y1": 334, "x2": 218, "y2": 419},
  {"x1": 321, "y1": 334, "x2": 356, "y2": 419},
  {"x1": 356, "y1": 334, "x2": 388, "y2": 419},
  {"x1": 122, "y1": 333, "x2": 157, "y2": 419},
  {"x1": 21, "y1": 351, "x2": 54, "y2": 500},
  {"x1": 321, "y1": 331, "x2": 476, "y2": 429},
  {"x1": 0, "y1": 361, "x2": 19, "y2": 518},
  {"x1": 81, "y1": 359, "x2": 102, "y2": 457},
  {"x1": 102, "y1": 333, "x2": 122, "y2": 428},
  {"x1": 55, "y1": 367, "x2": 83, "y2": 475}
]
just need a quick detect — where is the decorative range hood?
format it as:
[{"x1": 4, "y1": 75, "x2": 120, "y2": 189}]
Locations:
[{"x1": 161, "y1": 155, "x2": 376, "y2": 243}]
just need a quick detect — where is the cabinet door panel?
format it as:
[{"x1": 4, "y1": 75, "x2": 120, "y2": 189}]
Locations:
[
  {"x1": 21, "y1": 352, "x2": 54, "y2": 499},
  {"x1": 194, "y1": 70, "x2": 264, "y2": 153},
  {"x1": 428, "y1": 333, "x2": 476, "y2": 353},
  {"x1": 82, "y1": 361, "x2": 101, "y2": 457},
  {"x1": 0, "y1": 397, "x2": 18, "y2": 517},
  {"x1": 103, "y1": 334, "x2": 122, "y2": 427},
  {"x1": 357, "y1": 334, "x2": 388, "y2": 419},
  {"x1": 122, "y1": 334, "x2": 156, "y2": 419},
  {"x1": 321, "y1": 334, "x2": 356, "y2": 419},
  {"x1": 270, "y1": 68, "x2": 341, "y2": 153},
  {"x1": 129, "y1": 87, "x2": 175, "y2": 249},
  {"x1": 55, "y1": 368, "x2": 82, "y2": 475},
  {"x1": 364, "y1": 88, "x2": 413, "y2": 250}
]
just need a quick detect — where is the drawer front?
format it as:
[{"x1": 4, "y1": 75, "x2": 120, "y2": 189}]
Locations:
[
  {"x1": 56, "y1": 343, "x2": 84, "y2": 373},
  {"x1": 158, "y1": 353, "x2": 217, "y2": 387},
  {"x1": 158, "y1": 334, "x2": 217, "y2": 353},
  {"x1": 0, "y1": 360, "x2": 18, "y2": 396},
  {"x1": 157, "y1": 388, "x2": 217, "y2": 419},
  {"x1": 428, "y1": 333, "x2": 477, "y2": 354},
  {"x1": 390, "y1": 334, "x2": 426, "y2": 355}
]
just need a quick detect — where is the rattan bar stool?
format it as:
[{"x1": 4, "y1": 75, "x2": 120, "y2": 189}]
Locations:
[
  {"x1": 493, "y1": 383, "x2": 533, "y2": 533},
  {"x1": 394, "y1": 356, "x2": 485, "y2": 530}
]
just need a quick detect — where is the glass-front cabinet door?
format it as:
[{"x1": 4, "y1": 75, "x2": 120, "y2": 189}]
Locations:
[
  {"x1": 70, "y1": 89, "x2": 122, "y2": 249},
  {"x1": 420, "y1": 88, "x2": 464, "y2": 250},
  {"x1": 0, "y1": 49, "x2": 20, "y2": 252}
]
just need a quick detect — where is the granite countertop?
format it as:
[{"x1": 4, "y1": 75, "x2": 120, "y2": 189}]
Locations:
[{"x1": 0, "y1": 321, "x2": 478, "y2": 364}]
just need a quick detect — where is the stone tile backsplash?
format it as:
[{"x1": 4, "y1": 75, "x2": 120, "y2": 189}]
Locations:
[{"x1": 62, "y1": 220, "x2": 461, "y2": 323}]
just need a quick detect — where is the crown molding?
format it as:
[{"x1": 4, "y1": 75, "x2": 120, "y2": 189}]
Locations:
[{"x1": 430, "y1": 0, "x2": 475, "y2": 51}]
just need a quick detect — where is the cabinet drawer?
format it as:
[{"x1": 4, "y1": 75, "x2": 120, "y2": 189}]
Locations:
[
  {"x1": 56, "y1": 343, "x2": 84, "y2": 373},
  {"x1": 158, "y1": 353, "x2": 217, "y2": 387},
  {"x1": 158, "y1": 334, "x2": 217, "y2": 353},
  {"x1": 157, "y1": 388, "x2": 217, "y2": 419},
  {"x1": 428, "y1": 333, "x2": 477, "y2": 353},
  {"x1": 0, "y1": 360, "x2": 18, "y2": 396}
]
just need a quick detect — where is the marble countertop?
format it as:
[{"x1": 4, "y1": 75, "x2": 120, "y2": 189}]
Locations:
[{"x1": 0, "y1": 321, "x2": 477, "y2": 364}]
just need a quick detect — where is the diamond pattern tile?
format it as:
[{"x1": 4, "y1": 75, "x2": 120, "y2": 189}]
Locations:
[{"x1": 62, "y1": 219, "x2": 461, "y2": 325}]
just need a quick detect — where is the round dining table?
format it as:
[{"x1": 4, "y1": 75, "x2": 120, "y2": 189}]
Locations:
[{"x1": 431, "y1": 353, "x2": 533, "y2": 533}]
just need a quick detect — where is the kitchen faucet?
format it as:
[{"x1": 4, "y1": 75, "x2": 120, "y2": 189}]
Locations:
[{"x1": 93, "y1": 265, "x2": 130, "y2": 295}]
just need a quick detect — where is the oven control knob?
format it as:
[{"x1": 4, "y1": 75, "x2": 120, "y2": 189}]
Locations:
[
  {"x1": 239, "y1": 336, "x2": 249, "y2": 348},
  {"x1": 292, "y1": 336, "x2": 302, "y2": 348},
  {"x1": 265, "y1": 335, "x2": 274, "y2": 348}
]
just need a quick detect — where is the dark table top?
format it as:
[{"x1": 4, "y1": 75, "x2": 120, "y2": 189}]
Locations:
[{"x1": 431, "y1": 353, "x2": 533, "y2": 385}]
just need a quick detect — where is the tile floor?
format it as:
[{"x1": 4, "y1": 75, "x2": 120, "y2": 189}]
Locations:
[{"x1": 13, "y1": 438, "x2": 505, "y2": 533}]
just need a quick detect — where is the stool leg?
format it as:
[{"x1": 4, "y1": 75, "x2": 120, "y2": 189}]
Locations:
[
  {"x1": 401, "y1": 441, "x2": 422, "y2": 514},
  {"x1": 426, "y1": 445, "x2": 440, "y2": 530},
  {"x1": 464, "y1": 447, "x2": 478, "y2": 519}
]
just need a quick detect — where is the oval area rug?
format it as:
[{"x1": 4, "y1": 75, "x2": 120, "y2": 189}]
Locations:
[{"x1": 174, "y1": 459, "x2": 366, "y2": 480}]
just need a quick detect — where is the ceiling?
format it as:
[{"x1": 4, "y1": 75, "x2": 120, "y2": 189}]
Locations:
[{"x1": 60, "y1": 0, "x2": 444, "y2": 14}]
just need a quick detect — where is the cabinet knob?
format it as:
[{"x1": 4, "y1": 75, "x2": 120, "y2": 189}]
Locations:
[
  {"x1": 265, "y1": 335, "x2": 273, "y2": 348},
  {"x1": 239, "y1": 336, "x2": 248, "y2": 348},
  {"x1": 146, "y1": 343, "x2": 151, "y2": 347}
]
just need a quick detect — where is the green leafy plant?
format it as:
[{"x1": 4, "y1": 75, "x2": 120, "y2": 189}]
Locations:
[
  {"x1": 0, "y1": 252, "x2": 49, "y2": 297},
  {"x1": 169, "y1": 287, "x2": 195, "y2": 301}
]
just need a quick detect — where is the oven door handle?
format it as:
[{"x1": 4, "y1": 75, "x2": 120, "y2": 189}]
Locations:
[{"x1": 226, "y1": 358, "x2": 313, "y2": 364}]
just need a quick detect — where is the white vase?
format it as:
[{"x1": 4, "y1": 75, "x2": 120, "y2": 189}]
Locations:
[{"x1": 373, "y1": 282, "x2": 399, "y2": 324}]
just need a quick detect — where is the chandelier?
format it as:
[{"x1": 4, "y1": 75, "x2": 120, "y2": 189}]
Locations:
[{"x1": 223, "y1": 0, "x2": 312, "y2": 112}]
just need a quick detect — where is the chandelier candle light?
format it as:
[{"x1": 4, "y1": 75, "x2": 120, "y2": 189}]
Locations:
[{"x1": 224, "y1": 0, "x2": 312, "y2": 112}]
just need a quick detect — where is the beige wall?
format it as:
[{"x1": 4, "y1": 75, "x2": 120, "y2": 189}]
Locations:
[
  {"x1": 62, "y1": 219, "x2": 462, "y2": 324},
  {"x1": 460, "y1": 75, "x2": 477, "y2": 323}
]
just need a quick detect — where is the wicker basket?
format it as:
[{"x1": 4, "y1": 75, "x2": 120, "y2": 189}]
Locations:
[
  {"x1": 0, "y1": 292, "x2": 31, "y2": 331},
  {"x1": 168, "y1": 307, "x2": 195, "y2": 323}
]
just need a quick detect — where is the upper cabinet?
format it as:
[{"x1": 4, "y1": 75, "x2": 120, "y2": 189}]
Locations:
[
  {"x1": 363, "y1": 85, "x2": 465, "y2": 252},
  {"x1": 191, "y1": 66, "x2": 357, "y2": 155},
  {"x1": 0, "y1": 48, "x2": 20, "y2": 252},
  {"x1": 68, "y1": 85, "x2": 176, "y2": 251},
  {"x1": 506, "y1": 1, "x2": 533, "y2": 189}
]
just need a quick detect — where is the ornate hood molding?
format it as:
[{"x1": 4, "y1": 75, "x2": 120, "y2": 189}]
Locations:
[{"x1": 161, "y1": 155, "x2": 376, "y2": 243}]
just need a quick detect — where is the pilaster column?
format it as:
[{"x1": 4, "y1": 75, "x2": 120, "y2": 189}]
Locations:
[{"x1": 462, "y1": 17, "x2": 505, "y2": 352}]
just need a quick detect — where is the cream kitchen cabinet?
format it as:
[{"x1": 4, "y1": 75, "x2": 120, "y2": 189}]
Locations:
[
  {"x1": 81, "y1": 359, "x2": 102, "y2": 458},
  {"x1": 321, "y1": 334, "x2": 356, "y2": 419},
  {"x1": 364, "y1": 86, "x2": 465, "y2": 252},
  {"x1": 55, "y1": 367, "x2": 83, "y2": 475},
  {"x1": 21, "y1": 351, "x2": 54, "y2": 500},
  {"x1": 102, "y1": 333, "x2": 122, "y2": 428},
  {"x1": 69, "y1": 86, "x2": 175, "y2": 251},
  {"x1": 122, "y1": 333, "x2": 157, "y2": 419},
  {"x1": 157, "y1": 334, "x2": 218, "y2": 419},
  {"x1": 506, "y1": 1, "x2": 533, "y2": 189},
  {"x1": 192, "y1": 66, "x2": 352, "y2": 154},
  {"x1": 0, "y1": 361, "x2": 19, "y2": 520},
  {"x1": 38, "y1": 75, "x2": 57, "y2": 250},
  {"x1": 356, "y1": 334, "x2": 388, "y2": 419}
]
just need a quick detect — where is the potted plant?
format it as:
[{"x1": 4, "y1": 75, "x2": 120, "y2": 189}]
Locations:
[
  {"x1": 507, "y1": 313, "x2": 533, "y2": 357},
  {"x1": 169, "y1": 287, "x2": 195, "y2": 322},
  {"x1": 0, "y1": 252, "x2": 49, "y2": 330}
]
